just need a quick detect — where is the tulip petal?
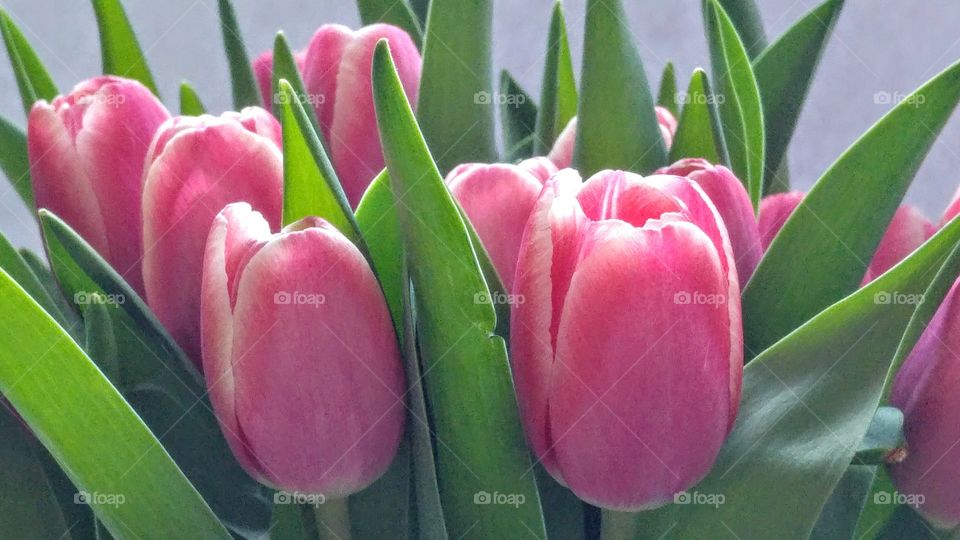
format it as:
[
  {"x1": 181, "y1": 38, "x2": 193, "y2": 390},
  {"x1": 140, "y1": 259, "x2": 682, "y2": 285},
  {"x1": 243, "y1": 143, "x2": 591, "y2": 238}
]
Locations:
[
  {"x1": 301, "y1": 24, "x2": 354, "y2": 140},
  {"x1": 864, "y1": 205, "x2": 934, "y2": 283},
  {"x1": 757, "y1": 191, "x2": 805, "y2": 251}
]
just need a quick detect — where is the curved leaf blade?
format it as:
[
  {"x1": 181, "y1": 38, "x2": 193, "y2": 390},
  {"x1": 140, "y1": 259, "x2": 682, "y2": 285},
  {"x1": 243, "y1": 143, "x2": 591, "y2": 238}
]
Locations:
[
  {"x1": 217, "y1": 0, "x2": 260, "y2": 109},
  {"x1": 91, "y1": 0, "x2": 158, "y2": 96},
  {"x1": 715, "y1": 0, "x2": 767, "y2": 57},
  {"x1": 499, "y1": 70, "x2": 538, "y2": 161},
  {"x1": 534, "y1": 1, "x2": 577, "y2": 155},
  {"x1": 669, "y1": 68, "x2": 728, "y2": 164},
  {"x1": 0, "y1": 116, "x2": 32, "y2": 208},
  {"x1": 0, "y1": 9, "x2": 58, "y2": 115},
  {"x1": 656, "y1": 61, "x2": 679, "y2": 117}
]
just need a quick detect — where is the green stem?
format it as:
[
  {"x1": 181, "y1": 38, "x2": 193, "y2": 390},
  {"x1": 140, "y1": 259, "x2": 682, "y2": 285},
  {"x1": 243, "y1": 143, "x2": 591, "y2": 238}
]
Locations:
[
  {"x1": 313, "y1": 497, "x2": 351, "y2": 540},
  {"x1": 600, "y1": 509, "x2": 638, "y2": 540}
]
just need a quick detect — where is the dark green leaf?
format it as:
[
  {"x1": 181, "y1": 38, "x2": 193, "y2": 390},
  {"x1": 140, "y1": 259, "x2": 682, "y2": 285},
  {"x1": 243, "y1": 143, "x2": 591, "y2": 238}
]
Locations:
[
  {"x1": 372, "y1": 40, "x2": 545, "y2": 538},
  {"x1": 269, "y1": 503, "x2": 310, "y2": 540},
  {"x1": 875, "y1": 505, "x2": 948, "y2": 539},
  {"x1": 19, "y1": 248, "x2": 82, "y2": 332},
  {"x1": 810, "y1": 465, "x2": 876, "y2": 540},
  {"x1": 417, "y1": 0, "x2": 496, "y2": 171},
  {"x1": 91, "y1": 0, "x2": 159, "y2": 96},
  {"x1": 0, "y1": 9, "x2": 58, "y2": 115},
  {"x1": 82, "y1": 300, "x2": 120, "y2": 386},
  {"x1": 499, "y1": 71, "x2": 537, "y2": 161},
  {"x1": 668, "y1": 68, "x2": 728, "y2": 164},
  {"x1": 743, "y1": 59, "x2": 960, "y2": 357},
  {"x1": 0, "y1": 231, "x2": 63, "y2": 323},
  {"x1": 178, "y1": 81, "x2": 206, "y2": 115},
  {"x1": 0, "y1": 116, "x2": 32, "y2": 208},
  {"x1": 574, "y1": 0, "x2": 666, "y2": 175},
  {"x1": 272, "y1": 33, "x2": 322, "y2": 135},
  {"x1": 534, "y1": 1, "x2": 577, "y2": 155},
  {"x1": 715, "y1": 0, "x2": 767, "y2": 58},
  {"x1": 657, "y1": 61, "x2": 679, "y2": 116},
  {"x1": 356, "y1": 0, "x2": 423, "y2": 48},
  {"x1": 217, "y1": 0, "x2": 260, "y2": 109}
]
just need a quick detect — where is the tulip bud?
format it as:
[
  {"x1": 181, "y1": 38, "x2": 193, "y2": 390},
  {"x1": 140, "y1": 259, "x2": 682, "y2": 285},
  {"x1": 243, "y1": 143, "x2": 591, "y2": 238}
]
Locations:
[
  {"x1": 657, "y1": 158, "x2": 761, "y2": 286},
  {"x1": 510, "y1": 169, "x2": 742, "y2": 510},
  {"x1": 202, "y1": 203, "x2": 405, "y2": 496},
  {"x1": 28, "y1": 76, "x2": 170, "y2": 294},
  {"x1": 888, "y1": 280, "x2": 960, "y2": 529},
  {"x1": 940, "y1": 185, "x2": 960, "y2": 227},
  {"x1": 547, "y1": 106, "x2": 678, "y2": 170},
  {"x1": 757, "y1": 191, "x2": 805, "y2": 251},
  {"x1": 254, "y1": 23, "x2": 421, "y2": 206},
  {"x1": 142, "y1": 108, "x2": 283, "y2": 366},
  {"x1": 445, "y1": 160, "x2": 553, "y2": 290}
]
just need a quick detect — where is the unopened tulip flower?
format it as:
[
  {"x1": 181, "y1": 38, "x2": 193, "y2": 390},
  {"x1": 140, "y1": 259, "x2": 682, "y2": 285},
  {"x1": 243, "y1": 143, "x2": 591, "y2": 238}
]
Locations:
[
  {"x1": 202, "y1": 203, "x2": 405, "y2": 496},
  {"x1": 657, "y1": 158, "x2": 761, "y2": 285},
  {"x1": 888, "y1": 280, "x2": 960, "y2": 529},
  {"x1": 28, "y1": 76, "x2": 170, "y2": 293},
  {"x1": 547, "y1": 106, "x2": 678, "y2": 170},
  {"x1": 756, "y1": 191, "x2": 805, "y2": 251},
  {"x1": 940, "y1": 185, "x2": 960, "y2": 227},
  {"x1": 511, "y1": 169, "x2": 742, "y2": 510},
  {"x1": 255, "y1": 23, "x2": 421, "y2": 206},
  {"x1": 142, "y1": 108, "x2": 283, "y2": 366},
  {"x1": 445, "y1": 159, "x2": 556, "y2": 290}
]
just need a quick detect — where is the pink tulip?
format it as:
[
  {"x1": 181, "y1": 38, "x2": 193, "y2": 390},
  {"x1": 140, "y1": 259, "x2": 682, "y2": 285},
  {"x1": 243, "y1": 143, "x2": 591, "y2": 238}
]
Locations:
[
  {"x1": 142, "y1": 108, "x2": 283, "y2": 366},
  {"x1": 28, "y1": 76, "x2": 170, "y2": 294},
  {"x1": 445, "y1": 159, "x2": 556, "y2": 290},
  {"x1": 756, "y1": 191, "x2": 805, "y2": 251},
  {"x1": 657, "y1": 158, "x2": 761, "y2": 286},
  {"x1": 510, "y1": 169, "x2": 742, "y2": 510},
  {"x1": 889, "y1": 280, "x2": 960, "y2": 529},
  {"x1": 547, "y1": 106, "x2": 678, "y2": 170},
  {"x1": 202, "y1": 203, "x2": 405, "y2": 496},
  {"x1": 941, "y1": 185, "x2": 960, "y2": 227},
  {"x1": 255, "y1": 23, "x2": 421, "y2": 207}
]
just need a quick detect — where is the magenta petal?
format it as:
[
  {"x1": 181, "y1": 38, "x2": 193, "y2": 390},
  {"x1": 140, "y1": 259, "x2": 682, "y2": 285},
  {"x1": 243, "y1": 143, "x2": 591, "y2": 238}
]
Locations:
[
  {"x1": 863, "y1": 205, "x2": 934, "y2": 283},
  {"x1": 547, "y1": 118, "x2": 577, "y2": 170}
]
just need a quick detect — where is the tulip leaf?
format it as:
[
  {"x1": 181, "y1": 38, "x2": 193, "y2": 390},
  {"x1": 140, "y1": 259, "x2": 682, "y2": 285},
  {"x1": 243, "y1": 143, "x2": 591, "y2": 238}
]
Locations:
[
  {"x1": 0, "y1": 267, "x2": 231, "y2": 539},
  {"x1": 714, "y1": 0, "x2": 767, "y2": 58},
  {"x1": 633, "y1": 213, "x2": 960, "y2": 539},
  {"x1": 0, "y1": 116, "x2": 32, "y2": 208},
  {"x1": 91, "y1": 0, "x2": 159, "y2": 96},
  {"x1": 217, "y1": 0, "x2": 260, "y2": 109},
  {"x1": 0, "y1": 9, "x2": 58, "y2": 115},
  {"x1": 372, "y1": 41, "x2": 545, "y2": 538},
  {"x1": 704, "y1": 0, "x2": 765, "y2": 207},
  {"x1": 669, "y1": 68, "x2": 727, "y2": 165},
  {"x1": 19, "y1": 248, "x2": 82, "y2": 332},
  {"x1": 179, "y1": 81, "x2": 206, "y2": 115},
  {"x1": 82, "y1": 300, "x2": 121, "y2": 386},
  {"x1": 417, "y1": 0, "x2": 497, "y2": 172},
  {"x1": 743, "y1": 59, "x2": 960, "y2": 357},
  {"x1": 356, "y1": 0, "x2": 423, "y2": 48},
  {"x1": 810, "y1": 464, "x2": 877, "y2": 540},
  {"x1": 854, "y1": 468, "x2": 904, "y2": 538},
  {"x1": 534, "y1": 1, "x2": 577, "y2": 155},
  {"x1": 39, "y1": 211, "x2": 272, "y2": 535},
  {"x1": 574, "y1": 0, "x2": 666, "y2": 176},
  {"x1": 272, "y1": 33, "x2": 322, "y2": 136},
  {"x1": 499, "y1": 70, "x2": 538, "y2": 161},
  {"x1": 356, "y1": 171, "x2": 404, "y2": 325},
  {"x1": 277, "y1": 80, "x2": 360, "y2": 243},
  {"x1": 875, "y1": 505, "x2": 948, "y2": 539},
  {"x1": 657, "y1": 61, "x2": 679, "y2": 117},
  {"x1": 754, "y1": 0, "x2": 844, "y2": 195},
  {"x1": 0, "y1": 231, "x2": 64, "y2": 323}
]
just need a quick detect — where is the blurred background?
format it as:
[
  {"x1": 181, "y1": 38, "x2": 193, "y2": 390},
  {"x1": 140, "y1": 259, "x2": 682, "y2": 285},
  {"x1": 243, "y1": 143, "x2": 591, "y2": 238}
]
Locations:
[{"x1": 1, "y1": 0, "x2": 958, "y2": 251}]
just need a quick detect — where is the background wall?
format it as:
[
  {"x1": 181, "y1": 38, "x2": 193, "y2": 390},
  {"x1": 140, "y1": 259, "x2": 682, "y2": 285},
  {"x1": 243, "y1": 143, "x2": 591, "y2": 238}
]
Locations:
[{"x1": 1, "y1": 0, "x2": 958, "y2": 251}]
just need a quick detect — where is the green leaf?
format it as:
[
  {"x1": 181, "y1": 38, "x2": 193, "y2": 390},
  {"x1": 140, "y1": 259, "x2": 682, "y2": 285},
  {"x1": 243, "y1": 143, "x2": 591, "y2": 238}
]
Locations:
[
  {"x1": 417, "y1": 0, "x2": 496, "y2": 171},
  {"x1": 0, "y1": 9, "x2": 58, "y2": 115},
  {"x1": 0, "y1": 231, "x2": 64, "y2": 323},
  {"x1": 39, "y1": 211, "x2": 272, "y2": 535},
  {"x1": 668, "y1": 69, "x2": 728, "y2": 164},
  {"x1": 534, "y1": 1, "x2": 577, "y2": 155},
  {"x1": 178, "y1": 81, "x2": 206, "y2": 115},
  {"x1": 91, "y1": 0, "x2": 159, "y2": 96},
  {"x1": 499, "y1": 71, "x2": 538, "y2": 161},
  {"x1": 269, "y1": 503, "x2": 310, "y2": 540},
  {"x1": 754, "y1": 0, "x2": 844, "y2": 195},
  {"x1": 657, "y1": 61, "x2": 679, "y2": 116},
  {"x1": 854, "y1": 407, "x2": 904, "y2": 465},
  {"x1": 217, "y1": 0, "x2": 260, "y2": 109},
  {"x1": 0, "y1": 116, "x2": 32, "y2": 208},
  {"x1": 875, "y1": 505, "x2": 948, "y2": 539},
  {"x1": 715, "y1": 0, "x2": 767, "y2": 58},
  {"x1": 0, "y1": 268, "x2": 231, "y2": 539},
  {"x1": 19, "y1": 248, "x2": 82, "y2": 332},
  {"x1": 372, "y1": 40, "x2": 545, "y2": 538},
  {"x1": 356, "y1": 171, "x2": 403, "y2": 325},
  {"x1": 272, "y1": 33, "x2": 322, "y2": 135},
  {"x1": 356, "y1": 0, "x2": 423, "y2": 48},
  {"x1": 704, "y1": 0, "x2": 765, "y2": 207},
  {"x1": 810, "y1": 465, "x2": 876, "y2": 540},
  {"x1": 82, "y1": 299, "x2": 121, "y2": 386},
  {"x1": 743, "y1": 59, "x2": 960, "y2": 357},
  {"x1": 634, "y1": 215, "x2": 960, "y2": 539},
  {"x1": 574, "y1": 0, "x2": 666, "y2": 175}
]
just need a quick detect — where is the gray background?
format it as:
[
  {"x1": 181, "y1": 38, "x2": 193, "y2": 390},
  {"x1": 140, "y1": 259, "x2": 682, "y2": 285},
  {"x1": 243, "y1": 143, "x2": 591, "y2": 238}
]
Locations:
[{"x1": 1, "y1": 0, "x2": 959, "y2": 252}]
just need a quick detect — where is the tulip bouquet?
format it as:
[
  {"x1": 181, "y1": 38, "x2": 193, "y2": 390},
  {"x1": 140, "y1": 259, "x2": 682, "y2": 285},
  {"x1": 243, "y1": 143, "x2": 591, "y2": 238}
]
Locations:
[{"x1": 1, "y1": 0, "x2": 960, "y2": 538}]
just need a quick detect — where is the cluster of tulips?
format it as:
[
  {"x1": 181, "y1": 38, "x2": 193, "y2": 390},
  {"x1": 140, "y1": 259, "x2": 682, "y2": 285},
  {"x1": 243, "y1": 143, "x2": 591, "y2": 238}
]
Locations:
[{"x1": 5, "y1": 0, "x2": 960, "y2": 538}]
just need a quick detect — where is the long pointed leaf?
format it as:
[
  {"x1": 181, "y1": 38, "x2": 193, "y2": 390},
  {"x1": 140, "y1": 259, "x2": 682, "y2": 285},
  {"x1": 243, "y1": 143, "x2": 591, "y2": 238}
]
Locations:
[
  {"x1": 179, "y1": 81, "x2": 206, "y2": 115},
  {"x1": 91, "y1": 0, "x2": 159, "y2": 96},
  {"x1": 217, "y1": 0, "x2": 260, "y2": 109},
  {"x1": 272, "y1": 33, "x2": 322, "y2": 135},
  {"x1": 534, "y1": 1, "x2": 577, "y2": 155},
  {"x1": 656, "y1": 61, "x2": 679, "y2": 116},
  {"x1": 356, "y1": 0, "x2": 423, "y2": 48},
  {"x1": 0, "y1": 115, "x2": 32, "y2": 208},
  {"x1": 669, "y1": 68, "x2": 728, "y2": 164},
  {"x1": 499, "y1": 70, "x2": 537, "y2": 161},
  {"x1": 0, "y1": 9, "x2": 58, "y2": 114},
  {"x1": 715, "y1": 0, "x2": 767, "y2": 58}
]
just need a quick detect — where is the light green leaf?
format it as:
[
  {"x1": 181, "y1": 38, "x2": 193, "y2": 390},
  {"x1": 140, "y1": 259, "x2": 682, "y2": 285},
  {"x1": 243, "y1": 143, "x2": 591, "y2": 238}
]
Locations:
[
  {"x1": 0, "y1": 116, "x2": 32, "y2": 208},
  {"x1": 574, "y1": 0, "x2": 666, "y2": 175},
  {"x1": 534, "y1": 1, "x2": 577, "y2": 155},
  {"x1": 0, "y1": 9, "x2": 58, "y2": 115},
  {"x1": 217, "y1": 0, "x2": 260, "y2": 109},
  {"x1": 91, "y1": 0, "x2": 158, "y2": 96},
  {"x1": 0, "y1": 231, "x2": 63, "y2": 323},
  {"x1": 634, "y1": 215, "x2": 960, "y2": 539},
  {"x1": 82, "y1": 300, "x2": 120, "y2": 386},
  {"x1": 754, "y1": 0, "x2": 844, "y2": 194},
  {"x1": 715, "y1": 0, "x2": 767, "y2": 58},
  {"x1": 657, "y1": 61, "x2": 679, "y2": 117},
  {"x1": 499, "y1": 70, "x2": 538, "y2": 161},
  {"x1": 743, "y1": 59, "x2": 960, "y2": 357},
  {"x1": 19, "y1": 248, "x2": 82, "y2": 332},
  {"x1": 0, "y1": 268, "x2": 231, "y2": 539},
  {"x1": 272, "y1": 32, "x2": 322, "y2": 135},
  {"x1": 668, "y1": 68, "x2": 728, "y2": 164},
  {"x1": 417, "y1": 0, "x2": 496, "y2": 171},
  {"x1": 704, "y1": 0, "x2": 765, "y2": 207},
  {"x1": 356, "y1": 0, "x2": 423, "y2": 48},
  {"x1": 179, "y1": 81, "x2": 206, "y2": 115},
  {"x1": 372, "y1": 40, "x2": 545, "y2": 538}
]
